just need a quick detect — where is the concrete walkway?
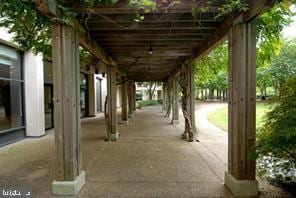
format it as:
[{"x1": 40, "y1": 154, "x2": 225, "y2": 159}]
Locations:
[{"x1": 0, "y1": 103, "x2": 291, "y2": 197}]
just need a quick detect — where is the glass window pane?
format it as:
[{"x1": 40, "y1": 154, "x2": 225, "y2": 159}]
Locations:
[
  {"x1": 0, "y1": 80, "x2": 24, "y2": 132},
  {"x1": 80, "y1": 73, "x2": 87, "y2": 88},
  {"x1": 0, "y1": 44, "x2": 21, "y2": 80},
  {"x1": 44, "y1": 85, "x2": 53, "y2": 129},
  {"x1": 44, "y1": 60, "x2": 53, "y2": 83}
]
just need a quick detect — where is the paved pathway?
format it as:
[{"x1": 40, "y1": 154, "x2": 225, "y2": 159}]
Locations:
[{"x1": 0, "y1": 102, "x2": 291, "y2": 197}]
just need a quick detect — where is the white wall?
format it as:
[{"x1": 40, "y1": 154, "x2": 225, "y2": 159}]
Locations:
[
  {"x1": 116, "y1": 85, "x2": 121, "y2": 107},
  {"x1": 0, "y1": 27, "x2": 13, "y2": 42},
  {"x1": 24, "y1": 52, "x2": 45, "y2": 137}
]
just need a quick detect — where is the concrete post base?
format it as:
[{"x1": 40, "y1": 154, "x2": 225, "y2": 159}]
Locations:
[
  {"x1": 52, "y1": 171, "x2": 85, "y2": 195},
  {"x1": 224, "y1": 171, "x2": 258, "y2": 197},
  {"x1": 128, "y1": 114, "x2": 134, "y2": 118},
  {"x1": 119, "y1": 120, "x2": 129, "y2": 125},
  {"x1": 172, "y1": 120, "x2": 179, "y2": 124},
  {"x1": 110, "y1": 132, "x2": 120, "y2": 141}
]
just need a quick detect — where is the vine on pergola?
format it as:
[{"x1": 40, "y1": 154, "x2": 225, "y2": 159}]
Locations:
[
  {"x1": 165, "y1": 80, "x2": 172, "y2": 118},
  {"x1": 179, "y1": 61, "x2": 196, "y2": 142},
  {"x1": 0, "y1": 0, "x2": 254, "y2": 58}
]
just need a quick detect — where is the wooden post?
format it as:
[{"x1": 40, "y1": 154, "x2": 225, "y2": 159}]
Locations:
[
  {"x1": 180, "y1": 61, "x2": 196, "y2": 141},
  {"x1": 165, "y1": 79, "x2": 172, "y2": 118},
  {"x1": 88, "y1": 72, "x2": 96, "y2": 117},
  {"x1": 224, "y1": 21, "x2": 258, "y2": 197},
  {"x1": 188, "y1": 62, "x2": 196, "y2": 137},
  {"x1": 51, "y1": 24, "x2": 85, "y2": 195},
  {"x1": 172, "y1": 75, "x2": 179, "y2": 124},
  {"x1": 120, "y1": 78, "x2": 128, "y2": 124},
  {"x1": 132, "y1": 82, "x2": 136, "y2": 111},
  {"x1": 128, "y1": 80, "x2": 134, "y2": 117},
  {"x1": 162, "y1": 82, "x2": 167, "y2": 113},
  {"x1": 107, "y1": 65, "x2": 119, "y2": 141}
]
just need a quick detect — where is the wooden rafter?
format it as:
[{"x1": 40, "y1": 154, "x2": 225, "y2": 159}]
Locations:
[
  {"x1": 191, "y1": 0, "x2": 276, "y2": 61},
  {"x1": 35, "y1": 0, "x2": 117, "y2": 68},
  {"x1": 36, "y1": 0, "x2": 277, "y2": 82}
]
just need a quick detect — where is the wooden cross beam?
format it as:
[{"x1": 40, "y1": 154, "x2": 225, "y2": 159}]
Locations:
[{"x1": 35, "y1": 0, "x2": 118, "y2": 69}]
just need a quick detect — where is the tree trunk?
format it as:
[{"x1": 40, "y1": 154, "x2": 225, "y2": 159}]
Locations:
[
  {"x1": 201, "y1": 89, "x2": 204, "y2": 100},
  {"x1": 216, "y1": 89, "x2": 219, "y2": 100}
]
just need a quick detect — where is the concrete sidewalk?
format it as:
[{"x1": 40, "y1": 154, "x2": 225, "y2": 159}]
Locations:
[{"x1": 0, "y1": 103, "x2": 291, "y2": 197}]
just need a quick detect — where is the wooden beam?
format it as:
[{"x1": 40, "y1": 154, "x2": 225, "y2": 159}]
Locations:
[
  {"x1": 84, "y1": 13, "x2": 224, "y2": 23},
  {"x1": 78, "y1": 30, "x2": 116, "y2": 66},
  {"x1": 191, "y1": 0, "x2": 276, "y2": 61},
  {"x1": 243, "y1": 0, "x2": 276, "y2": 22},
  {"x1": 87, "y1": 21, "x2": 219, "y2": 30},
  {"x1": 88, "y1": 24, "x2": 217, "y2": 31},
  {"x1": 36, "y1": 0, "x2": 117, "y2": 67},
  {"x1": 70, "y1": 0, "x2": 224, "y2": 14},
  {"x1": 90, "y1": 29, "x2": 215, "y2": 35}
]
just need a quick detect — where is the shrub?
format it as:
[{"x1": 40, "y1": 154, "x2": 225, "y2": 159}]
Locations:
[
  {"x1": 256, "y1": 77, "x2": 296, "y2": 186},
  {"x1": 157, "y1": 99, "x2": 163, "y2": 104},
  {"x1": 136, "y1": 100, "x2": 161, "y2": 108}
]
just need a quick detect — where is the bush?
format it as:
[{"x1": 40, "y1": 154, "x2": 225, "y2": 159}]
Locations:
[
  {"x1": 136, "y1": 100, "x2": 161, "y2": 108},
  {"x1": 157, "y1": 99, "x2": 163, "y2": 104},
  {"x1": 256, "y1": 77, "x2": 296, "y2": 186}
]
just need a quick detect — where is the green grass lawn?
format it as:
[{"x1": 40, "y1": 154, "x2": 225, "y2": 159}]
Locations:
[{"x1": 208, "y1": 102, "x2": 274, "y2": 132}]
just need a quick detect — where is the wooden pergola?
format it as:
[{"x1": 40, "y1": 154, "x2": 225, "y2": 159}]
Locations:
[{"x1": 35, "y1": 0, "x2": 276, "y2": 196}]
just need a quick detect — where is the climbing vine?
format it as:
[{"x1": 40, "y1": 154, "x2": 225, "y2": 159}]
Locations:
[
  {"x1": 165, "y1": 80, "x2": 172, "y2": 118},
  {"x1": 0, "y1": 0, "x2": 256, "y2": 57},
  {"x1": 179, "y1": 61, "x2": 196, "y2": 142},
  {"x1": 0, "y1": 0, "x2": 293, "y2": 63}
]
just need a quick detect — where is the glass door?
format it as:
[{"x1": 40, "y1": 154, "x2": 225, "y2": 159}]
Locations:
[
  {"x1": 96, "y1": 78, "x2": 102, "y2": 112},
  {"x1": 44, "y1": 84, "x2": 53, "y2": 129},
  {"x1": 80, "y1": 73, "x2": 88, "y2": 118}
]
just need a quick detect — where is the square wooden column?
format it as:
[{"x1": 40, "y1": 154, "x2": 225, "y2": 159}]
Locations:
[
  {"x1": 107, "y1": 66, "x2": 119, "y2": 141},
  {"x1": 165, "y1": 79, "x2": 173, "y2": 117},
  {"x1": 172, "y1": 75, "x2": 179, "y2": 124},
  {"x1": 88, "y1": 70, "x2": 96, "y2": 117},
  {"x1": 162, "y1": 82, "x2": 167, "y2": 113},
  {"x1": 187, "y1": 62, "x2": 196, "y2": 140},
  {"x1": 120, "y1": 79, "x2": 128, "y2": 124},
  {"x1": 225, "y1": 21, "x2": 258, "y2": 197},
  {"x1": 128, "y1": 80, "x2": 134, "y2": 117},
  {"x1": 51, "y1": 24, "x2": 85, "y2": 195},
  {"x1": 132, "y1": 82, "x2": 136, "y2": 111}
]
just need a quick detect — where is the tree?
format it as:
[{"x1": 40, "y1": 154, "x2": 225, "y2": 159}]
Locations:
[
  {"x1": 137, "y1": 82, "x2": 161, "y2": 100},
  {"x1": 267, "y1": 39, "x2": 296, "y2": 98},
  {"x1": 256, "y1": 1, "x2": 294, "y2": 68},
  {"x1": 0, "y1": 0, "x2": 51, "y2": 58},
  {"x1": 256, "y1": 67, "x2": 272, "y2": 99},
  {"x1": 195, "y1": 42, "x2": 228, "y2": 100}
]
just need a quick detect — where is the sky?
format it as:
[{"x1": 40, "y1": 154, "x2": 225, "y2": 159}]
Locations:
[
  {"x1": 283, "y1": 21, "x2": 296, "y2": 38},
  {"x1": 282, "y1": 5, "x2": 296, "y2": 38}
]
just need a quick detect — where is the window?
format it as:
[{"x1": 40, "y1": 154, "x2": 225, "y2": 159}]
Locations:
[{"x1": 0, "y1": 43, "x2": 24, "y2": 136}]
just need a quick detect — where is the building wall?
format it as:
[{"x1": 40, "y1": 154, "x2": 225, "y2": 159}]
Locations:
[
  {"x1": 0, "y1": 27, "x2": 110, "y2": 145},
  {"x1": 24, "y1": 52, "x2": 45, "y2": 137}
]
